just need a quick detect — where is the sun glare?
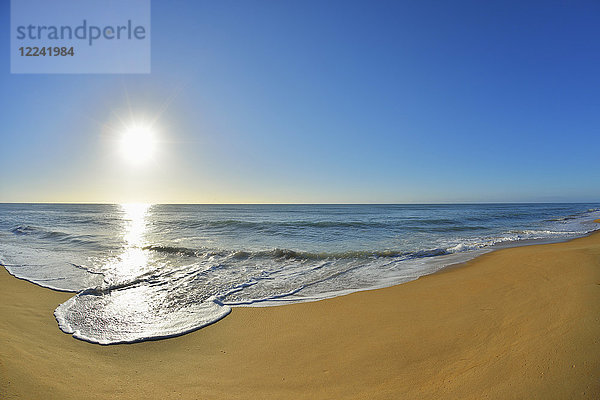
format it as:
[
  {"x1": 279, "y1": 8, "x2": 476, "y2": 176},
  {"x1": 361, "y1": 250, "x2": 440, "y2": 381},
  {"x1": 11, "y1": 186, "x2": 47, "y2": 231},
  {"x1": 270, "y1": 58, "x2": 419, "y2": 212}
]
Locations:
[{"x1": 119, "y1": 124, "x2": 157, "y2": 165}]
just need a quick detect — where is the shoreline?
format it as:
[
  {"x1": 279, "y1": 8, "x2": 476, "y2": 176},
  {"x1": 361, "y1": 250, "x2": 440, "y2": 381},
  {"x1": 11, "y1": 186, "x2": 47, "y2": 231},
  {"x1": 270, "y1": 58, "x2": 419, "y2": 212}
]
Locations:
[
  {"x1": 236, "y1": 224, "x2": 600, "y2": 309},
  {"x1": 4, "y1": 223, "x2": 599, "y2": 311},
  {"x1": 1, "y1": 231, "x2": 600, "y2": 398}
]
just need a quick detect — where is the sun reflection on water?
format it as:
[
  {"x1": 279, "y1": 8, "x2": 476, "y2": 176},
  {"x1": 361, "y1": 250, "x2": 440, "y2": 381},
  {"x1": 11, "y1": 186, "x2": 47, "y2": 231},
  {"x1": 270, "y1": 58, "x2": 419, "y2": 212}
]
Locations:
[{"x1": 113, "y1": 203, "x2": 152, "y2": 279}]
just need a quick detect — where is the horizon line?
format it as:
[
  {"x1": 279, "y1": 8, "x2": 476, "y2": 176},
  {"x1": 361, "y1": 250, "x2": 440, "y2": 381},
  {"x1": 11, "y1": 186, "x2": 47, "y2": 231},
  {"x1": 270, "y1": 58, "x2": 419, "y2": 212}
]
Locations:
[{"x1": 0, "y1": 201, "x2": 598, "y2": 206}]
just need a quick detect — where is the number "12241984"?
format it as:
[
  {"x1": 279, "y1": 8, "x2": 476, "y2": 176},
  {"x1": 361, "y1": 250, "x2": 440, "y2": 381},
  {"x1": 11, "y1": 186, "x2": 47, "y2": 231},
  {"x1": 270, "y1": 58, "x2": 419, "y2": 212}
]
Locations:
[{"x1": 19, "y1": 47, "x2": 74, "y2": 56}]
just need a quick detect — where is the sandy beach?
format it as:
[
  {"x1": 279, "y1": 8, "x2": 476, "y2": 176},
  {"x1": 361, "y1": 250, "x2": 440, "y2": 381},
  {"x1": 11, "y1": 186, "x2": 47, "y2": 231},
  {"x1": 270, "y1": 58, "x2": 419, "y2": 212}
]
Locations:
[
  {"x1": 3, "y1": 0, "x2": 598, "y2": 397},
  {"x1": 1, "y1": 231, "x2": 599, "y2": 399}
]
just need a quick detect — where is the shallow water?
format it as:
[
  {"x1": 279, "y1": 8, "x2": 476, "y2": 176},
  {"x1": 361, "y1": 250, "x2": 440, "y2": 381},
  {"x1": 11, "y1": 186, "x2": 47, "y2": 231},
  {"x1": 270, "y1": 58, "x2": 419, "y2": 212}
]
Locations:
[{"x1": 0, "y1": 203, "x2": 598, "y2": 344}]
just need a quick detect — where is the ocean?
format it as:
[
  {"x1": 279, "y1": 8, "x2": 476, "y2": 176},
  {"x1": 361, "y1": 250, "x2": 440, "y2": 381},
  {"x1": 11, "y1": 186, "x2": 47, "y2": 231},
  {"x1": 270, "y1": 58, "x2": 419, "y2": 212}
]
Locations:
[{"x1": 0, "y1": 203, "x2": 598, "y2": 345}]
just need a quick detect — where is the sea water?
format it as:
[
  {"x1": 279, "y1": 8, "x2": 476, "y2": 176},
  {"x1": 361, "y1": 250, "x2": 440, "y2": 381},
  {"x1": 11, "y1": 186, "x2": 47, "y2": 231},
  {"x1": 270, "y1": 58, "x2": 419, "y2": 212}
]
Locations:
[{"x1": 0, "y1": 203, "x2": 598, "y2": 344}]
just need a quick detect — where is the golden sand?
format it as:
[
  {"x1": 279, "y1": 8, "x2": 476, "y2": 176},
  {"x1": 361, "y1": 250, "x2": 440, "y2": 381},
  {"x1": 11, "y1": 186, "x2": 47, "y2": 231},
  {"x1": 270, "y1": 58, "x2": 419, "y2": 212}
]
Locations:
[{"x1": 1, "y1": 232, "x2": 599, "y2": 399}]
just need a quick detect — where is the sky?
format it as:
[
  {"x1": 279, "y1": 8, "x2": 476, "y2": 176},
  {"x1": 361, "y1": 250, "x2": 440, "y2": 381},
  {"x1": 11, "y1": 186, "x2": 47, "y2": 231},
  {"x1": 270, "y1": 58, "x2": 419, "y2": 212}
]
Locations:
[{"x1": 1, "y1": 0, "x2": 599, "y2": 204}]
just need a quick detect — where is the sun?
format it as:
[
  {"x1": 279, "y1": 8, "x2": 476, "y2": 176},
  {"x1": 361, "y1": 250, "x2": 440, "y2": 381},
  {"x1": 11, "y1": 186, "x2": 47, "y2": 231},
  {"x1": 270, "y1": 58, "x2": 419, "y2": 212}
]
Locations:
[{"x1": 119, "y1": 124, "x2": 157, "y2": 165}]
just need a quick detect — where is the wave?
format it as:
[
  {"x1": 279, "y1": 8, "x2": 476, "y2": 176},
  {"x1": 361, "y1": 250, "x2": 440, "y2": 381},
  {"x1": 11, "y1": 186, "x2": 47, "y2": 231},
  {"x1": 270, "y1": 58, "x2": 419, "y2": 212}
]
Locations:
[
  {"x1": 142, "y1": 245, "x2": 200, "y2": 257},
  {"x1": 10, "y1": 225, "x2": 101, "y2": 246},
  {"x1": 156, "y1": 219, "x2": 498, "y2": 230},
  {"x1": 154, "y1": 219, "x2": 390, "y2": 230},
  {"x1": 399, "y1": 225, "x2": 489, "y2": 232},
  {"x1": 142, "y1": 244, "x2": 453, "y2": 261},
  {"x1": 11, "y1": 225, "x2": 38, "y2": 235},
  {"x1": 546, "y1": 216, "x2": 578, "y2": 221},
  {"x1": 70, "y1": 263, "x2": 105, "y2": 276},
  {"x1": 546, "y1": 208, "x2": 600, "y2": 222}
]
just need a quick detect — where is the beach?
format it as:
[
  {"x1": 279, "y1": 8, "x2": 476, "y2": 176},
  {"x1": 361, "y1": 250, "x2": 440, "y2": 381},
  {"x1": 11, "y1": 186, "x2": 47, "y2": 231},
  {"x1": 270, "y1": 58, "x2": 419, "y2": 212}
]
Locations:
[
  {"x1": 1, "y1": 231, "x2": 599, "y2": 399},
  {"x1": 3, "y1": 0, "x2": 599, "y2": 397}
]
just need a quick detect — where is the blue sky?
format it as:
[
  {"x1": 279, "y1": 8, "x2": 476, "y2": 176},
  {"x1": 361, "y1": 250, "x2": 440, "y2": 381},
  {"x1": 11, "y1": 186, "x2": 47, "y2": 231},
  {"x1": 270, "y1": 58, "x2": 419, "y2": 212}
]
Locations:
[{"x1": 1, "y1": 0, "x2": 599, "y2": 203}]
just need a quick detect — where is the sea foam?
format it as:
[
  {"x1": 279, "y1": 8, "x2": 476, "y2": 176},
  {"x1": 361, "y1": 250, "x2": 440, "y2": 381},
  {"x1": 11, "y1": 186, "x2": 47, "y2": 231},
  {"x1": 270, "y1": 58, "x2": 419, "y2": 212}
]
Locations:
[{"x1": 0, "y1": 203, "x2": 598, "y2": 344}]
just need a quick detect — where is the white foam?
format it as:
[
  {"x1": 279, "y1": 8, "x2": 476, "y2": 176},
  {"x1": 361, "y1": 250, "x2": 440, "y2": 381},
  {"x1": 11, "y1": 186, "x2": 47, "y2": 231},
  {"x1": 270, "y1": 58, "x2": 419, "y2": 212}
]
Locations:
[{"x1": 54, "y1": 291, "x2": 231, "y2": 345}]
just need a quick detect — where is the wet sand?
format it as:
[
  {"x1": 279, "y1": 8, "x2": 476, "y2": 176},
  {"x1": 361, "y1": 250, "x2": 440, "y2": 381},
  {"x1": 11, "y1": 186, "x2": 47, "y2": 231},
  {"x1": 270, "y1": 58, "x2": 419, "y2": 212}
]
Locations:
[{"x1": 1, "y1": 232, "x2": 599, "y2": 399}]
